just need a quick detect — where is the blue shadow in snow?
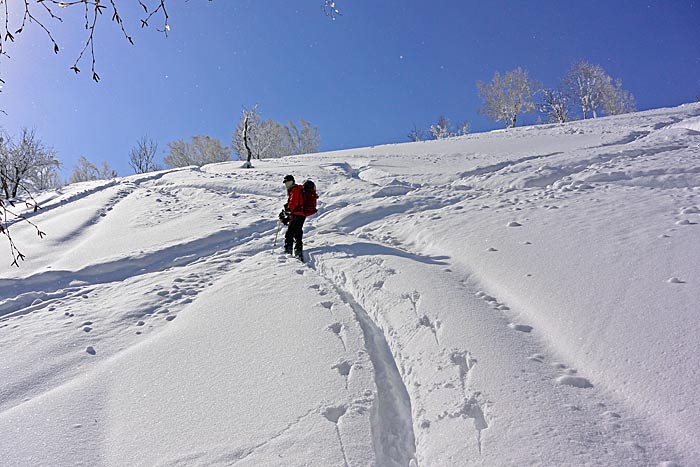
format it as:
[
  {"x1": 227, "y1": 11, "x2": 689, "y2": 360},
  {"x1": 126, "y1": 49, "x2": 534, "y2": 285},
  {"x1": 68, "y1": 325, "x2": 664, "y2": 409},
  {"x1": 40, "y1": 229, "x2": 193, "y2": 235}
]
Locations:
[{"x1": 307, "y1": 242, "x2": 449, "y2": 266}]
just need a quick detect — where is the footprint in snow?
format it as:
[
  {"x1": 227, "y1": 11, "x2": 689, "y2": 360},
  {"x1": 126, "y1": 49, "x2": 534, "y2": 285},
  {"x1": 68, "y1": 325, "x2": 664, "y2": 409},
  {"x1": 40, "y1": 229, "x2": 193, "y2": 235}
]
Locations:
[
  {"x1": 332, "y1": 361, "x2": 352, "y2": 389},
  {"x1": 319, "y1": 301, "x2": 334, "y2": 310},
  {"x1": 85, "y1": 346, "x2": 96, "y2": 355},
  {"x1": 328, "y1": 322, "x2": 343, "y2": 335},
  {"x1": 508, "y1": 323, "x2": 533, "y2": 333},
  {"x1": 322, "y1": 404, "x2": 347, "y2": 424},
  {"x1": 667, "y1": 277, "x2": 686, "y2": 284},
  {"x1": 327, "y1": 323, "x2": 347, "y2": 351},
  {"x1": 556, "y1": 375, "x2": 593, "y2": 388},
  {"x1": 507, "y1": 221, "x2": 523, "y2": 227}
]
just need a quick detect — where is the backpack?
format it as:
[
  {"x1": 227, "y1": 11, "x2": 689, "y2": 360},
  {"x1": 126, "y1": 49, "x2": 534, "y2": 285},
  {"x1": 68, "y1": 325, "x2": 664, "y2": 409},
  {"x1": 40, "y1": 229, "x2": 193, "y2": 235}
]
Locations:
[{"x1": 301, "y1": 180, "x2": 318, "y2": 216}]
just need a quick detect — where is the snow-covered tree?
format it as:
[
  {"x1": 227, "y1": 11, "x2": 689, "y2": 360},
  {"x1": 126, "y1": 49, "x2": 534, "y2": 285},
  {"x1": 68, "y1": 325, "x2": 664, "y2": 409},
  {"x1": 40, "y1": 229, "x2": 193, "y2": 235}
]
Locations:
[
  {"x1": 286, "y1": 118, "x2": 320, "y2": 155},
  {"x1": 429, "y1": 116, "x2": 452, "y2": 139},
  {"x1": 69, "y1": 157, "x2": 95, "y2": 184},
  {"x1": 233, "y1": 107, "x2": 287, "y2": 160},
  {"x1": 234, "y1": 107, "x2": 320, "y2": 160},
  {"x1": 255, "y1": 119, "x2": 288, "y2": 159},
  {"x1": 601, "y1": 78, "x2": 636, "y2": 116},
  {"x1": 69, "y1": 156, "x2": 117, "y2": 184},
  {"x1": 68, "y1": 157, "x2": 96, "y2": 184},
  {"x1": 539, "y1": 88, "x2": 571, "y2": 123},
  {"x1": 562, "y1": 61, "x2": 608, "y2": 120},
  {"x1": 0, "y1": 129, "x2": 55, "y2": 266},
  {"x1": 164, "y1": 136, "x2": 230, "y2": 168},
  {"x1": 456, "y1": 121, "x2": 470, "y2": 136},
  {"x1": 407, "y1": 125, "x2": 425, "y2": 142},
  {"x1": 0, "y1": 128, "x2": 59, "y2": 199},
  {"x1": 563, "y1": 61, "x2": 635, "y2": 119},
  {"x1": 477, "y1": 67, "x2": 540, "y2": 128},
  {"x1": 129, "y1": 136, "x2": 160, "y2": 174},
  {"x1": 28, "y1": 161, "x2": 62, "y2": 191}
]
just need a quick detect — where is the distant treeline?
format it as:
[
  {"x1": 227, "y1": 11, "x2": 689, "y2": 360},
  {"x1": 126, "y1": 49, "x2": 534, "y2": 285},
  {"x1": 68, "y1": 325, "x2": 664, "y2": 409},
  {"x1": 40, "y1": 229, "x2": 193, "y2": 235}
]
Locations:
[{"x1": 410, "y1": 60, "x2": 637, "y2": 142}]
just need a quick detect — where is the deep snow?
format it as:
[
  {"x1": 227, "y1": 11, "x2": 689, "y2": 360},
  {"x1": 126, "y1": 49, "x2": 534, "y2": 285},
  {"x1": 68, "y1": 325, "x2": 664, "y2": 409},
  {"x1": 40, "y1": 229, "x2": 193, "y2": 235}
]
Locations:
[{"x1": 1, "y1": 103, "x2": 699, "y2": 466}]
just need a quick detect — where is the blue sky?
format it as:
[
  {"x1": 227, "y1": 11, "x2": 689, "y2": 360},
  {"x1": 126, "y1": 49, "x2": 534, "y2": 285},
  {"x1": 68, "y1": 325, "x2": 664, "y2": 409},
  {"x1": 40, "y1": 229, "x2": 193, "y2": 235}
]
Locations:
[{"x1": 2, "y1": 0, "x2": 699, "y2": 177}]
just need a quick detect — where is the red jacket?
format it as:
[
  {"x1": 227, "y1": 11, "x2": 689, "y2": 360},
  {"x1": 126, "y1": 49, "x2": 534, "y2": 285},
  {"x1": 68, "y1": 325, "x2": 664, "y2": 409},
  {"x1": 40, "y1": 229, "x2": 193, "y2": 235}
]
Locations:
[{"x1": 286, "y1": 184, "x2": 305, "y2": 216}]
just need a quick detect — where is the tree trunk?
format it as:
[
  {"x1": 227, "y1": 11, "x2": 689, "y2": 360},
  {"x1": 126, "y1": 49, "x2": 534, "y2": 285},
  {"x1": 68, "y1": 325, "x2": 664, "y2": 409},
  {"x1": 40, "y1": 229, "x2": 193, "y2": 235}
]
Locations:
[
  {"x1": 243, "y1": 115, "x2": 254, "y2": 166},
  {"x1": 1, "y1": 175, "x2": 9, "y2": 200}
]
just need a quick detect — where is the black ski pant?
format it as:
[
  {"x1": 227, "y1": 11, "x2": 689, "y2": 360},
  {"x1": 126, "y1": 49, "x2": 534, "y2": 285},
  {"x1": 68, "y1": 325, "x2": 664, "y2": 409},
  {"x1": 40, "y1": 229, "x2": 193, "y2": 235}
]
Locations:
[{"x1": 284, "y1": 215, "x2": 306, "y2": 253}]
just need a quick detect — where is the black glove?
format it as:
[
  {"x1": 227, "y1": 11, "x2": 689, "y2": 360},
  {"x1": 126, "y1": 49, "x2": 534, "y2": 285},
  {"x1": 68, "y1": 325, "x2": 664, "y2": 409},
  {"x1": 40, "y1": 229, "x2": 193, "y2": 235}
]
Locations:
[{"x1": 279, "y1": 210, "x2": 289, "y2": 225}]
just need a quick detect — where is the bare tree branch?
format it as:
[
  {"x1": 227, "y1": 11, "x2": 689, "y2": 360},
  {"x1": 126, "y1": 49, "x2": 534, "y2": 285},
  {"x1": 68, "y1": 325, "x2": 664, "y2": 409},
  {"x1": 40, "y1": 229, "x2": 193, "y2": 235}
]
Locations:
[{"x1": 0, "y1": 1, "x2": 342, "y2": 86}]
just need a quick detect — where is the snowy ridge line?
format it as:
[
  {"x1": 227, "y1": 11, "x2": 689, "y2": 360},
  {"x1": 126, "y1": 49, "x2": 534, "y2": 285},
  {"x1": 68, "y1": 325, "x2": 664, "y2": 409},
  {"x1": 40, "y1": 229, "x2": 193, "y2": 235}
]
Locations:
[
  {"x1": 535, "y1": 144, "x2": 688, "y2": 189},
  {"x1": 0, "y1": 220, "x2": 275, "y2": 317},
  {"x1": 47, "y1": 184, "x2": 137, "y2": 246},
  {"x1": 309, "y1": 253, "x2": 418, "y2": 467},
  {"x1": 8, "y1": 168, "x2": 184, "y2": 226},
  {"x1": 455, "y1": 151, "x2": 564, "y2": 180}
]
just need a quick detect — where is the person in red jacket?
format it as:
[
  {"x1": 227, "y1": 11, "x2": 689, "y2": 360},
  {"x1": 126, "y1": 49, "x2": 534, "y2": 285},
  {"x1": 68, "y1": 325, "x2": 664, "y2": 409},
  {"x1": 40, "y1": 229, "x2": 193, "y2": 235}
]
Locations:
[{"x1": 279, "y1": 175, "x2": 307, "y2": 260}]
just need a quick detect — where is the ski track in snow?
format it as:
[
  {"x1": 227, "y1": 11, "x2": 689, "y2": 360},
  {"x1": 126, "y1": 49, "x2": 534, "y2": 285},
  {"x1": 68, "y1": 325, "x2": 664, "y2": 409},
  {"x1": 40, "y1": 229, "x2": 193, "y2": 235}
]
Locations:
[{"x1": 310, "y1": 260, "x2": 418, "y2": 467}]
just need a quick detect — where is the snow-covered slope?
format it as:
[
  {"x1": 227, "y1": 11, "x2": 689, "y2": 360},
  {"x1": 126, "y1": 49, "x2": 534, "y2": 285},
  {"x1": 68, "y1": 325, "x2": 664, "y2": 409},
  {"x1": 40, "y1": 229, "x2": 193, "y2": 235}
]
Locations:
[{"x1": 1, "y1": 103, "x2": 699, "y2": 467}]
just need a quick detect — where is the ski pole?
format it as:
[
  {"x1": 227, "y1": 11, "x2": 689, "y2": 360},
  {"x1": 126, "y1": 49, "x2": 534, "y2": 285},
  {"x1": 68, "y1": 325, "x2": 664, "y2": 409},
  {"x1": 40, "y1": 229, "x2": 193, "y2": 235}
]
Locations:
[{"x1": 273, "y1": 219, "x2": 282, "y2": 247}]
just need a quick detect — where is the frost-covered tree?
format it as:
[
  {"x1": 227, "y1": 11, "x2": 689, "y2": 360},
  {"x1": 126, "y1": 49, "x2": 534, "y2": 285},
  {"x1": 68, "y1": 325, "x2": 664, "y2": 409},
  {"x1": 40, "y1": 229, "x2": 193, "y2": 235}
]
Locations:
[
  {"x1": 456, "y1": 121, "x2": 470, "y2": 136},
  {"x1": 562, "y1": 61, "x2": 635, "y2": 119},
  {"x1": 601, "y1": 79, "x2": 636, "y2": 116},
  {"x1": 562, "y1": 61, "x2": 608, "y2": 119},
  {"x1": 407, "y1": 124, "x2": 425, "y2": 142},
  {"x1": 0, "y1": 128, "x2": 59, "y2": 199},
  {"x1": 129, "y1": 136, "x2": 160, "y2": 174},
  {"x1": 69, "y1": 156, "x2": 117, "y2": 184},
  {"x1": 539, "y1": 88, "x2": 571, "y2": 123},
  {"x1": 233, "y1": 107, "x2": 320, "y2": 160},
  {"x1": 237, "y1": 107, "x2": 256, "y2": 168},
  {"x1": 28, "y1": 161, "x2": 62, "y2": 191},
  {"x1": 164, "y1": 136, "x2": 230, "y2": 168},
  {"x1": 233, "y1": 107, "x2": 287, "y2": 160},
  {"x1": 255, "y1": 119, "x2": 288, "y2": 159},
  {"x1": 0, "y1": 129, "x2": 55, "y2": 266},
  {"x1": 286, "y1": 118, "x2": 320, "y2": 155},
  {"x1": 429, "y1": 116, "x2": 452, "y2": 139},
  {"x1": 477, "y1": 67, "x2": 540, "y2": 128}
]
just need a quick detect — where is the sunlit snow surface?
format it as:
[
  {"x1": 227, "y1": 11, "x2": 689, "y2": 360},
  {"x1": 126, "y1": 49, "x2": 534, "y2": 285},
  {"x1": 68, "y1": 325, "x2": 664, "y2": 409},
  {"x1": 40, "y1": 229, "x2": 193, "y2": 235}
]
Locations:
[{"x1": 1, "y1": 104, "x2": 699, "y2": 466}]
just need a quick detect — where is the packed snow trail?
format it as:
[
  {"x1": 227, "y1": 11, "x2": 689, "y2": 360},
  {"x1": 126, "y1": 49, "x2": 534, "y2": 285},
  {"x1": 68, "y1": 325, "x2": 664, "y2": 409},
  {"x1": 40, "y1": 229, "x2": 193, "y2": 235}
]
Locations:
[{"x1": 312, "y1": 262, "x2": 418, "y2": 467}]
